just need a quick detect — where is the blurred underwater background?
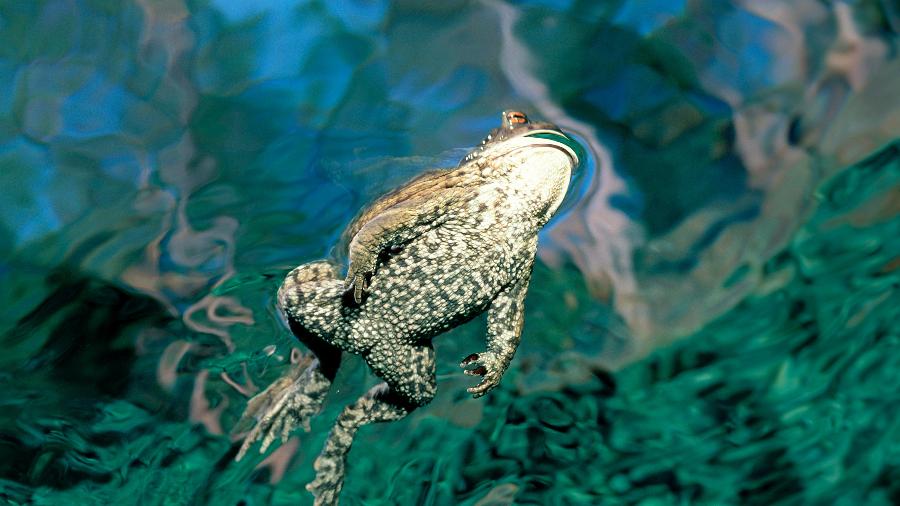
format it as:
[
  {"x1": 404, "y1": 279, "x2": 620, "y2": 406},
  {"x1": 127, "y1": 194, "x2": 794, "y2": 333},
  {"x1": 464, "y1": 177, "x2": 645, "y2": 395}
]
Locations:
[{"x1": 0, "y1": 0, "x2": 898, "y2": 504}]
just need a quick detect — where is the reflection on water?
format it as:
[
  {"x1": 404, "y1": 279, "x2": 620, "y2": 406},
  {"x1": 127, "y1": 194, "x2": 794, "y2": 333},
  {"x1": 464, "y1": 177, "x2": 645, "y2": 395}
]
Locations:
[{"x1": 0, "y1": 0, "x2": 897, "y2": 504}]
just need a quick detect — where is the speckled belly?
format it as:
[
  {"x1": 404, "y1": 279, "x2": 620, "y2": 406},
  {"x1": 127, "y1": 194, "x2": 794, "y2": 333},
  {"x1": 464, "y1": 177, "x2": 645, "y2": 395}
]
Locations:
[{"x1": 352, "y1": 221, "x2": 517, "y2": 344}]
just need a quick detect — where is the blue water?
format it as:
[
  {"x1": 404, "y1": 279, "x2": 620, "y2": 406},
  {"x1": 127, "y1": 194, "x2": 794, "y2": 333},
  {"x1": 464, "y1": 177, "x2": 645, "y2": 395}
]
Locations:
[{"x1": 0, "y1": 1, "x2": 898, "y2": 504}]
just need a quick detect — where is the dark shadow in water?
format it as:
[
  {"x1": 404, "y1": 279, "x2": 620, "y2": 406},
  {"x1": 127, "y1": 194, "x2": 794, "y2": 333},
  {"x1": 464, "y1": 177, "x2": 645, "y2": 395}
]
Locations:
[{"x1": 0, "y1": 270, "x2": 172, "y2": 490}]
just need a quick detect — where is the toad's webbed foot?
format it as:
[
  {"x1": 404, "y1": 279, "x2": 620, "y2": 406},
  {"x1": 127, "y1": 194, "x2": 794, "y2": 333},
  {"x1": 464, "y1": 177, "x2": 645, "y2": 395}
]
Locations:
[{"x1": 234, "y1": 353, "x2": 331, "y2": 461}]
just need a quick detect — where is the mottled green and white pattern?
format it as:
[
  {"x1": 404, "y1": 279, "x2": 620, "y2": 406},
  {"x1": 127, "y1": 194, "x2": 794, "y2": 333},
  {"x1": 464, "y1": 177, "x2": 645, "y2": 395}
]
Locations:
[{"x1": 235, "y1": 112, "x2": 582, "y2": 504}]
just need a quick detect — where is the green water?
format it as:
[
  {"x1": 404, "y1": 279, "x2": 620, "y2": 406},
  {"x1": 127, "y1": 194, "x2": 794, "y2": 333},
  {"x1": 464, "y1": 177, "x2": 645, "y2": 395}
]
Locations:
[
  {"x1": 1, "y1": 1, "x2": 899, "y2": 505},
  {"x1": 4, "y1": 141, "x2": 897, "y2": 505}
]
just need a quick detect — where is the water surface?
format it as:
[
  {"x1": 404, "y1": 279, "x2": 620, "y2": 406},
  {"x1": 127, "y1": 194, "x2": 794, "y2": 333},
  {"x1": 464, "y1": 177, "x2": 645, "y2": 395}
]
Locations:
[{"x1": 0, "y1": 1, "x2": 898, "y2": 504}]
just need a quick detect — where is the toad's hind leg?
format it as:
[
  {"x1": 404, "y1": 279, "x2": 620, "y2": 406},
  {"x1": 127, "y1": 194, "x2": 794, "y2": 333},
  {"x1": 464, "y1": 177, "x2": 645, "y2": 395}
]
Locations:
[
  {"x1": 307, "y1": 343, "x2": 436, "y2": 505},
  {"x1": 236, "y1": 261, "x2": 345, "y2": 460}
]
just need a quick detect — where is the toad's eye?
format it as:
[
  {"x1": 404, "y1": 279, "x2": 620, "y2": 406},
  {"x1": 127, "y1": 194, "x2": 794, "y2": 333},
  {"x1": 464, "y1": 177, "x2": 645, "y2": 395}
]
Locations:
[{"x1": 506, "y1": 111, "x2": 528, "y2": 125}]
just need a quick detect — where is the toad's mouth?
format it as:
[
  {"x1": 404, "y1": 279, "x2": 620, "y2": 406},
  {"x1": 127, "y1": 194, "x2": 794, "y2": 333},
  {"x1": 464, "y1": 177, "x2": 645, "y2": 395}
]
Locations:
[{"x1": 521, "y1": 130, "x2": 585, "y2": 168}]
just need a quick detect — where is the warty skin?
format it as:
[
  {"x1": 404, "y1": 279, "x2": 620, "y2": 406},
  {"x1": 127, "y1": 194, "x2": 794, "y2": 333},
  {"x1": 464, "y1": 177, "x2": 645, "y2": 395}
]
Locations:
[{"x1": 234, "y1": 110, "x2": 584, "y2": 505}]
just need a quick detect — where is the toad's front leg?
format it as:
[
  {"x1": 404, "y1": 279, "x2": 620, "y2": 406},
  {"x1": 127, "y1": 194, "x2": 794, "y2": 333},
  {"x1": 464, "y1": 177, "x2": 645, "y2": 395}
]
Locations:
[
  {"x1": 343, "y1": 204, "x2": 433, "y2": 304},
  {"x1": 342, "y1": 186, "x2": 473, "y2": 304},
  {"x1": 460, "y1": 262, "x2": 533, "y2": 397}
]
